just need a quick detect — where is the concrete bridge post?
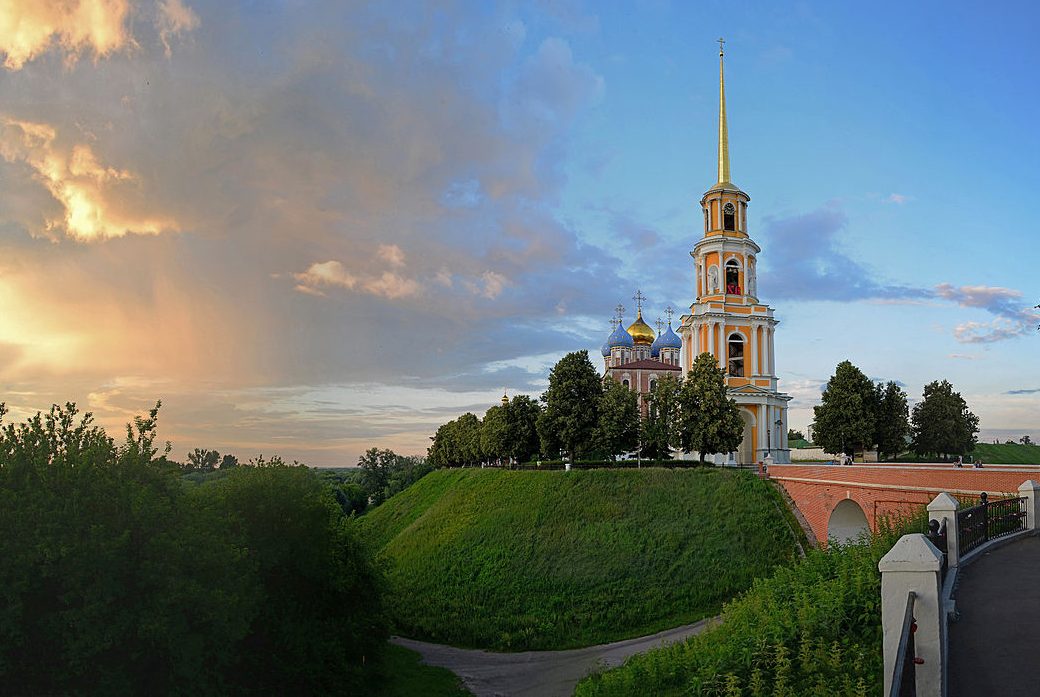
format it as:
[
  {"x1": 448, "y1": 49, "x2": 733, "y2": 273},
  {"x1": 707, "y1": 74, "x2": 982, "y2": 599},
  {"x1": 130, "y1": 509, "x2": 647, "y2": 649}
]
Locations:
[
  {"x1": 927, "y1": 492, "x2": 960, "y2": 568},
  {"x1": 879, "y1": 534, "x2": 944, "y2": 697},
  {"x1": 1017, "y1": 480, "x2": 1040, "y2": 531}
]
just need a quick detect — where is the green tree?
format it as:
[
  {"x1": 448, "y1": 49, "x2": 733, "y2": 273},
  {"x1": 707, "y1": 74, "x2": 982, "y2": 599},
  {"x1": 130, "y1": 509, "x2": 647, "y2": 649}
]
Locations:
[
  {"x1": 874, "y1": 381, "x2": 910, "y2": 460},
  {"x1": 641, "y1": 374, "x2": 681, "y2": 460},
  {"x1": 787, "y1": 428, "x2": 805, "y2": 442},
  {"x1": 197, "y1": 465, "x2": 387, "y2": 695},
  {"x1": 673, "y1": 353, "x2": 743, "y2": 465},
  {"x1": 1021, "y1": 435, "x2": 1033, "y2": 446},
  {"x1": 358, "y1": 447, "x2": 397, "y2": 505},
  {"x1": 187, "y1": 447, "x2": 221, "y2": 471},
  {"x1": 911, "y1": 379, "x2": 980, "y2": 459},
  {"x1": 540, "y1": 351, "x2": 603, "y2": 461},
  {"x1": 811, "y1": 360, "x2": 877, "y2": 456},
  {"x1": 596, "y1": 379, "x2": 639, "y2": 459},
  {"x1": 220, "y1": 453, "x2": 239, "y2": 469},
  {"x1": 454, "y1": 412, "x2": 483, "y2": 465},
  {"x1": 505, "y1": 395, "x2": 542, "y2": 464},
  {"x1": 0, "y1": 403, "x2": 256, "y2": 695},
  {"x1": 480, "y1": 404, "x2": 510, "y2": 465}
]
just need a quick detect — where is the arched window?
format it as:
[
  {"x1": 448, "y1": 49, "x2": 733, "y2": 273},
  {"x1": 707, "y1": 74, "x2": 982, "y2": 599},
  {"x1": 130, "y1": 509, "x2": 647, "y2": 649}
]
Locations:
[
  {"x1": 723, "y1": 202, "x2": 736, "y2": 231},
  {"x1": 622, "y1": 379, "x2": 630, "y2": 388},
  {"x1": 649, "y1": 378, "x2": 657, "y2": 392},
  {"x1": 725, "y1": 259, "x2": 740, "y2": 295},
  {"x1": 728, "y1": 333, "x2": 745, "y2": 377}
]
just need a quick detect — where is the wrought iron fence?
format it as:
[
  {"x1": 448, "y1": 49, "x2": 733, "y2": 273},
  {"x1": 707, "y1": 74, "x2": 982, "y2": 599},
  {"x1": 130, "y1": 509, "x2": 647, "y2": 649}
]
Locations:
[
  {"x1": 927, "y1": 517, "x2": 948, "y2": 584},
  {"x1": 889, "y1": 591, "x2": 918, "y2": 697},
  {"x1": 956, "y1": 492, "x2": 1026, "y2": 557}
]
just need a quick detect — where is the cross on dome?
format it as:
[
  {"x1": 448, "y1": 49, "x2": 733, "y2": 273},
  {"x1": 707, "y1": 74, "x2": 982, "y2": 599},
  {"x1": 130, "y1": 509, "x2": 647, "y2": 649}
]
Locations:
[
  {"x1": 632, "y1": 290, "x2": 646, "y2": 313},
  {"x1": 664, "y1": 305, "x2": 675, "y2": 325},
  {"x1": 614, "y1": 303, "x2": 626, "y2": 324},
  {"x1": 717, "y1": 36, "x2": 725, "y2": 56},
  {"x1": 655, "y1": 317, "x2": 664, "y2": 334}
]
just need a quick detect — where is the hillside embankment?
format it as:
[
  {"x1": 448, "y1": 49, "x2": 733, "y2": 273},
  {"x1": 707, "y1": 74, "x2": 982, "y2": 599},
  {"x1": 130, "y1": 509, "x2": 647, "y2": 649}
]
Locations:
[{"x1": 357, "y1": 467, "x2": 802, "y2": 651}]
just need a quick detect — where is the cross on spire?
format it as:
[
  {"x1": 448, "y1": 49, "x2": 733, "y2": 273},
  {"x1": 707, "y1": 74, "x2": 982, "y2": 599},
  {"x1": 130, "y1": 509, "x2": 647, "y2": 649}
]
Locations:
[
  {"x1": 655, "y1": 317, "x2": 664, "y2": 334},
  {"x1": 717, "y1": 36, "x2": 725, "y2": 56},
  {"x1": 664, "y1": 305, "x2": 675, "y2": 325},
  {"x1": 632, "y1": 289, "x2": 646, "y2": 313}
]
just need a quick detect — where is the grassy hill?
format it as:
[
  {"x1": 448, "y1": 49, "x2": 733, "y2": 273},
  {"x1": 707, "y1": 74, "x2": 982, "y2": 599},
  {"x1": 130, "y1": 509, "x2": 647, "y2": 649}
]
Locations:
[
  {"x1": 356, "y1": 468, "x2": 803, "y2": 650},
  {"x1": 970, "y1": 442, "x2": 1040, "y2": 465}
]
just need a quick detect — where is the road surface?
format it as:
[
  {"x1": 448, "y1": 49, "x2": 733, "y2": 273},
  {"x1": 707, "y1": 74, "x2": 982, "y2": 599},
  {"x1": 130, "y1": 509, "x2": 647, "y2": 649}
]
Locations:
[{"x1": 391, "y1": 617, "x2": 714, "y2": 697}]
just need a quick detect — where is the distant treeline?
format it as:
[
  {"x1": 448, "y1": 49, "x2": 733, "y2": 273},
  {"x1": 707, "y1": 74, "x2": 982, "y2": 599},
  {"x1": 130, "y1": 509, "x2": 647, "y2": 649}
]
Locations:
[{"x1": 0, "y1": 402, "x2": 390, "y2": 695}]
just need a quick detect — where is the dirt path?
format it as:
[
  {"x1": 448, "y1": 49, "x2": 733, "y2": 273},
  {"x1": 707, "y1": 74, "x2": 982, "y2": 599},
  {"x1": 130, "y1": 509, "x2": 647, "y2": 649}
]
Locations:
[{"x1": 391, "y1": 618, "x2": 715, "y2": 697}]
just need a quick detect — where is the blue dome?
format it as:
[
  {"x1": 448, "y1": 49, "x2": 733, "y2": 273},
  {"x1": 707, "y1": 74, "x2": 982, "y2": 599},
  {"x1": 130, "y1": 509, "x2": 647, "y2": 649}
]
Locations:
[
  {"x1": 607, "y1": 321, "x2": 634, "y2": 349},
  {"x1": 601, "y1": 339, "x2": 611, "y2": 357},
  {"x1": 651, "y1": 323, "x2": 682, "y2": 357}
]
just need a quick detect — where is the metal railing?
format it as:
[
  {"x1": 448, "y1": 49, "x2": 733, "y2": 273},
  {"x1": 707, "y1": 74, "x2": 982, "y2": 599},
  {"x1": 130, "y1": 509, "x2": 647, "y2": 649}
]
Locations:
[
  {"x1": 927, "y1": 517, "x2": 948, "y2": 584},
  {"x1": 889, "y1": 591, "x2": 918, "y2": 697},
  {"x1": 957, "y1": 492, "x2": 1027, "y2": 557}
]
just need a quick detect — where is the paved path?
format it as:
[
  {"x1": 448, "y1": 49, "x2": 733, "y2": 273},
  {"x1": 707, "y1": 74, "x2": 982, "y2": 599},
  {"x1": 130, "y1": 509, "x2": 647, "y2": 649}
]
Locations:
[
  {"x1": 392, "y1": 618, "x2": 715, "y2": 697},
  {"x1": 949, "y1": 534, "x2": 1040, "y2": 696}
]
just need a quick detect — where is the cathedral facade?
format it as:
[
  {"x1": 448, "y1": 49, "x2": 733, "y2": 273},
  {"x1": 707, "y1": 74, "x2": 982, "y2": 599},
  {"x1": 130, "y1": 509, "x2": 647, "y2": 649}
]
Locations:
[{"x1": 599, "y1": 42, "x2": 791, "y2": 465}]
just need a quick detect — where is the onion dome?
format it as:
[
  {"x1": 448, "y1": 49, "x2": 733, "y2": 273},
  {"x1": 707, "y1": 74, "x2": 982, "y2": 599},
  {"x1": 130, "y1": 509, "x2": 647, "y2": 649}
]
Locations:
[
  {"x1": 607, "y1": 321, "x2": 634, "y2": 349},
  {"x1": 626, "y1": 310, "x2": 655, "y2": 346},
  {"x1": 601, "y1": 338, "x2": 611, "y2": 357},
  {"x1": 651, "y1": 323, "x2": 682, "y2": 357}
]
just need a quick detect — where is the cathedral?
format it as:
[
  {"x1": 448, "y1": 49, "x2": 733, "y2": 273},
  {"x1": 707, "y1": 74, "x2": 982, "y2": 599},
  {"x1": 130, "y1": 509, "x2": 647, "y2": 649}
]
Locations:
[{"x1": 600, "y1": 41, "x2": 791, "y2": 465}]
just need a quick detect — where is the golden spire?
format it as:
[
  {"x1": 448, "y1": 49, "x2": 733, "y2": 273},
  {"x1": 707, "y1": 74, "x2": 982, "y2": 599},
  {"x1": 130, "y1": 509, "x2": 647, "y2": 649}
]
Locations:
[{"x1": 716, "y1": 37, "x2": 730, "y2": 186}]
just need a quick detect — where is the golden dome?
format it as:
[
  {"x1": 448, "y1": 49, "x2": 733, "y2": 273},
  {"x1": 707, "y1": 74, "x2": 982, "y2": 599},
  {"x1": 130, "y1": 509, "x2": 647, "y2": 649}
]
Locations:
[{"x1": 627, "y1": 311, "x2": 655, "y2": 345}]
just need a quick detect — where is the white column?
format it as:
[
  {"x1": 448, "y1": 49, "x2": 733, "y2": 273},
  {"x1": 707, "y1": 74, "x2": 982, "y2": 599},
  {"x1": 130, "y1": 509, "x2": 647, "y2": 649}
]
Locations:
[
  {"x1": 764, "y1": 404, "x2": 772, "y2": 452},
  {"x1": 768, "y1": 327, "x2": 776, "y2": 376},
  {"x1": 757, "y1": 405, "x2": 766, "y2": 458},
  {"x1": 742, "y1": 256, "x2": 748, "y2": 295},
  {"x1": 879, "y1": 534, "x2": 944, "y2": 697},
  {"x1": 750, "y1": 323, "x2": 758, "y2": 375},
  {"x1": 1018, "y1": 480, "x2": 1040, "y2": 531},
  {"x1": 781, "y1": 407, "x2": 788, "y2": 450},
  {"x1": 927, "y1": 492, "x2": 960, "y2": 567},
  {"x1": 718, "y1": 322, "x2": 725, "y2": 370}
]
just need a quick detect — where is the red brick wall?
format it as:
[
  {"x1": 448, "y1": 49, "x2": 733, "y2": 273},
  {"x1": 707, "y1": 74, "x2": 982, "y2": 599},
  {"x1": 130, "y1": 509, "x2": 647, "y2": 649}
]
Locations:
[{"x1": 769, "y1": 464, "x2": 1040, "y2": 544}]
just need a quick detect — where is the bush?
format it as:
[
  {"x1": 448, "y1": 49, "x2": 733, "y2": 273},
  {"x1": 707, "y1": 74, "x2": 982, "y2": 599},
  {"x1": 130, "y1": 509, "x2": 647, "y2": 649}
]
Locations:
[
  {"x1": 0, "y1": 403, "x2": 388, "y2": 695},
  {"x1": 575, "y1": 517, "x2": 924, "y2": 696}
]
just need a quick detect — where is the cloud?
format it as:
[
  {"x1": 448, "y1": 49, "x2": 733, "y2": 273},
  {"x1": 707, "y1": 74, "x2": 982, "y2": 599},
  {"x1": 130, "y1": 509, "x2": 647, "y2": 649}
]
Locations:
[
  {"x1": 0, "y1": 116, "x2": 178, "y2": 240},
  {"x1": 758, "y1": 204, "x2": 926, "y2": 302},
  {"x1": 377, "y1": 244, "x2": 406, "y2": 268},
  {"x1": 1006, "y1": 388, "x2": 1040, "y2": 395},
  {"x1": 948, "y1": 353, "x2": 979, "y2": 360},
  {"x1": 887, "y1": 193, "x2": 912, "y2": 204},
  {"x1": 936, "y1": 284, "x2": 1040, "y2": 343},
  {"x1": 0, "y1": 0, "x2": 198, "y2": 70},
  {"x1": 156, "y1": 0, "x2": 199, "y2": 57}
]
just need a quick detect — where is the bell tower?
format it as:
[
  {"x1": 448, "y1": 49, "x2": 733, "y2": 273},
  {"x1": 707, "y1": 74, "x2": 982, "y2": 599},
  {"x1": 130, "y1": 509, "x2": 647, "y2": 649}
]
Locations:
[{"x1": 678, "y1": 40, "x2": 792, "y2": 465}]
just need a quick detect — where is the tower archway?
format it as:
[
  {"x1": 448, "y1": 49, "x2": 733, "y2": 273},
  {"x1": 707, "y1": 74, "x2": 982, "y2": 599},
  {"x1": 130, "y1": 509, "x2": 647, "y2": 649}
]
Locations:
[{"x1": 828, "y1": 499, "x2": 870, "y2": 544}]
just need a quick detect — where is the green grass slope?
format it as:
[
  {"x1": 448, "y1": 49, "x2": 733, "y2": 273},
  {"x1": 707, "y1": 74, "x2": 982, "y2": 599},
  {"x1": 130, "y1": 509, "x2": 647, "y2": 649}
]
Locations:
[
  {"x1": 357, "y1": 468, "x2": 802, "y2": 650},
  {"x1": 970, "y1": 442, "x2": 1040, "y2": 465}
]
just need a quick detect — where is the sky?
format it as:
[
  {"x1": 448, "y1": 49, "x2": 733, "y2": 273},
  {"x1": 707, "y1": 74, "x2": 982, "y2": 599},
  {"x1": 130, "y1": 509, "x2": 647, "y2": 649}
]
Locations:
[{"x1": 0, "y1": 0, "x2": 1037, "y2": 466}]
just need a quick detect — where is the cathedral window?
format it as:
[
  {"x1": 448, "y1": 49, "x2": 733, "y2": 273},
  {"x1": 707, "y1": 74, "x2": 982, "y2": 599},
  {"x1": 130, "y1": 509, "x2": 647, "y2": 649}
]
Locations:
[
  {"x1": 728, "y1": 333, "x2": 745, "y2": 377},
  {"x1": 725, "y1": 259, "x2": 740, "y2": 294},
  {"x1": 723, "y1": 202, "x2": 736, "y2": 231},
  {"x1": 622, "y1": 379, "x2": 630, "y2": 388}
]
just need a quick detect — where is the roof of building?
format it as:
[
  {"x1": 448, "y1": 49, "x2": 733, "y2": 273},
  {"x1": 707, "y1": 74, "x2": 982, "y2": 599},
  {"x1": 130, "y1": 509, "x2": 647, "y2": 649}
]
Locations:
[
  {"x1": 626, "y1": 310, "x2": 655, "y2": 345},
  {"x1": 607, "y1": 321, "x2": 634, "y2": 349},
  {"x1": 607, "y1": 358, "x2": 681, "y2": 371},
  {"x1": 650, "y1": 323, "x2": 682, "y2": 356}
]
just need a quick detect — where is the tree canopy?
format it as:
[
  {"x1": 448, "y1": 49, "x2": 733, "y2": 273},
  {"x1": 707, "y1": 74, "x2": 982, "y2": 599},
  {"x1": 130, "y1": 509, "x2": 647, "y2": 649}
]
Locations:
[
  {"x1": 673, "y1": 353, "x2": 743, "y2": 465},
  {"x1": 874, "y1": 381, "x2": 910, "y2": 460},
  {"x1": 596, "y1": 378, "x2": 639, "y2": 459},
  {"x1": 811, "y1": 360, "x2": 877, "y2": 456},
  {"x1": 911, "y1": 379, "x2": 980, "y2": 459},
  {"x1": 641, "y1": 374, "x2": 681, "y2": 460},
  {"x1": 539, "y1": 350, "x2": 603, "y2": 461}
]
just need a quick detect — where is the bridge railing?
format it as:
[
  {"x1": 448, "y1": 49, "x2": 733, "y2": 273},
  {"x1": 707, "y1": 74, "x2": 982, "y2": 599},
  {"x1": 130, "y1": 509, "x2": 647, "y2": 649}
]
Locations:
[
  {"x1": 888, "y1": 590, "x2": 919, "y2": 697},
  {"x1": 882, "y1": 480, "x2": 1040, "y2": 696},
  {"x1": 956, "y1": 492, "x2": 1027, "y2": 557}
]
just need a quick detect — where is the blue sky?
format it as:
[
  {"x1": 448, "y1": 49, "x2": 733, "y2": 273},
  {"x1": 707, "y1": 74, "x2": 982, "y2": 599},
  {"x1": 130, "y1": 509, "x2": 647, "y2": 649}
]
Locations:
[{"x1": 0, "y1": 1, "x2": 1035, "y2": 465}]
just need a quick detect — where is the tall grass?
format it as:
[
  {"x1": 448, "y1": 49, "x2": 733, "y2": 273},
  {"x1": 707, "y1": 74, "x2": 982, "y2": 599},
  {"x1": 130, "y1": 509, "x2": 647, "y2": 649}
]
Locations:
[
  {"x1": 575, "y1": 517, "x2": 924, "y2": 696},
  {"x1": 356, "y1": 468, "x2": 802, "y2": 650}
]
